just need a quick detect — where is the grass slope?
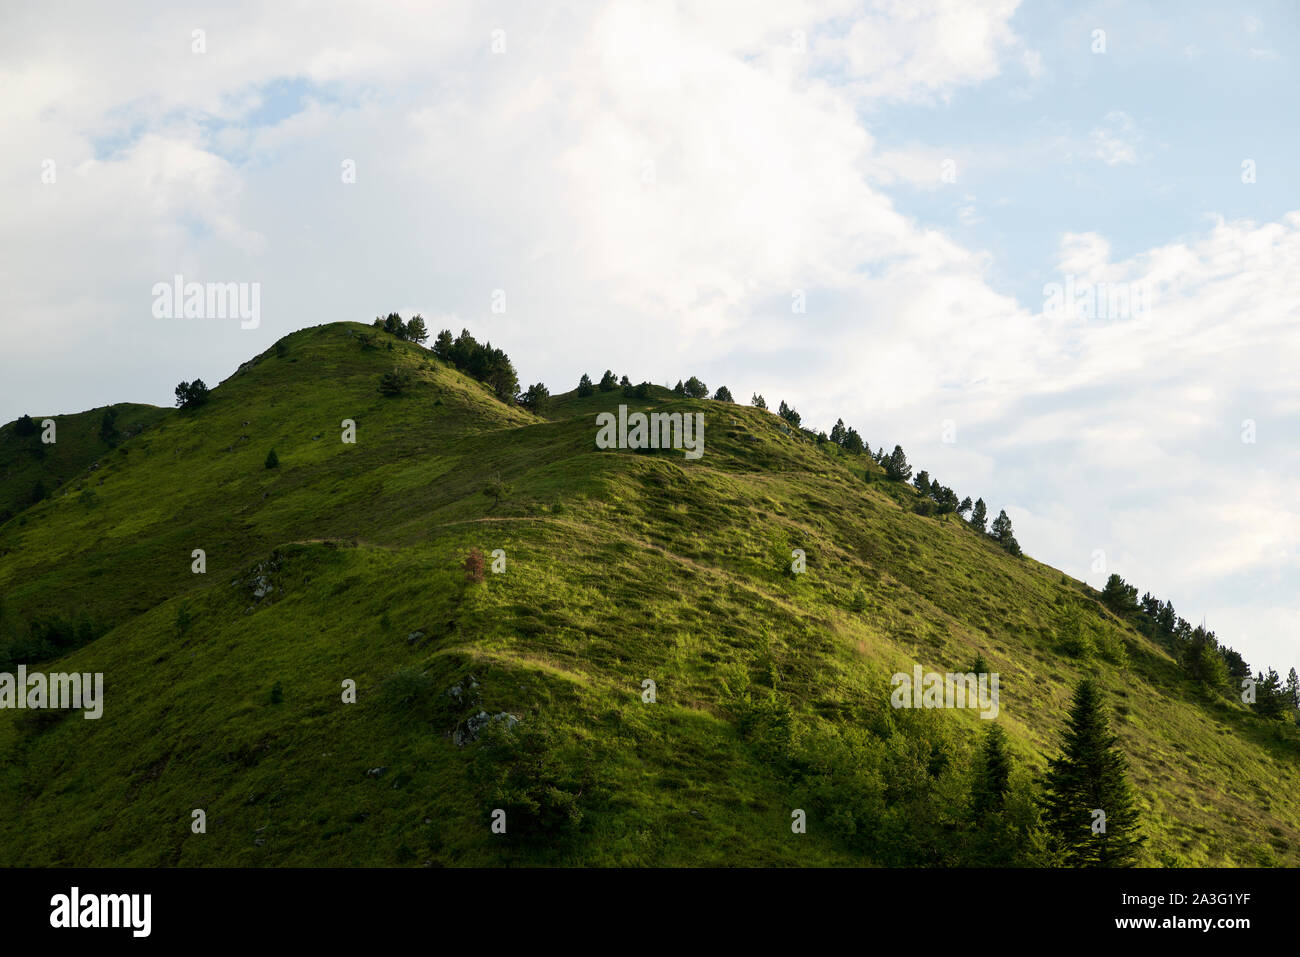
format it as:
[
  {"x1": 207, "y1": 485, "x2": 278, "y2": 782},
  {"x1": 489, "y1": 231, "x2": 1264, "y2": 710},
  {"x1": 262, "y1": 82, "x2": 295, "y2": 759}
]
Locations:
[
  {"x1": 0, "y1": 321, "x2": 1295, "y2": 866},
  {"x1": 0, "y1": 403, "x2": 167, "y2": 525}
]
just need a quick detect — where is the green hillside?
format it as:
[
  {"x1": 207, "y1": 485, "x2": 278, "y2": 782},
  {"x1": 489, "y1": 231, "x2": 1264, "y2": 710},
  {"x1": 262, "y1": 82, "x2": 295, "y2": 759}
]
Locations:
[
  {"x1": 0, "y1": 320, "x2": 1296, "y2": 866},
  {"x1": 0, "y1": 402, "x2": 167, "y2": 525}
]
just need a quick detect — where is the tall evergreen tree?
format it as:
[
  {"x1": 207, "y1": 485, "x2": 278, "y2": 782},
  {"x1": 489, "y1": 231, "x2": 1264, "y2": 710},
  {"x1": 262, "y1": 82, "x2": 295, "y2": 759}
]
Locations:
[
  {"x1": 842, "y1": 427, "x2": 864, "y2": 454},
  {"x1": 989, "y1": 509, "x2": 1021, "y2": 555},
  {"x1": 971, "y1": 723, "x2": 1013, "y2": 820},
  {"x1": 405, "y1": 314, "x2": 429, "y2": 344},
  {"x1": 576, "y1": 373, "x2": 595, "y2": 397},
  {"x1": 599, "y1": 370, "x2": 618, "y2": 392},
  {"x1": 1100, "y1": 574, "x2": 1139, "y2": 615},
  {"x1": 1043, "y1": 679, "x2": 1145, "y2": 867},
  {"x1": 913, "y1": 470, "x2": 931, "y2": 496},
  {"x1": 970, "y1": 498, "x2": 987, "y2": 532},
  {"x1": 712, "y1": 385, "x2": 733, "y2": 402},
  {"x1": 751, "y1": 393, "x2": 767, "y2": 410},
  {"x1": 829, "y1": 418, "x2": 847, "y2": 445},
  {"x1": 1287, "y1": 668, "x2": 1300, "y2": 710},
  {"x1": 884, "y1": 445, "x2": 912, "y2": 482}
]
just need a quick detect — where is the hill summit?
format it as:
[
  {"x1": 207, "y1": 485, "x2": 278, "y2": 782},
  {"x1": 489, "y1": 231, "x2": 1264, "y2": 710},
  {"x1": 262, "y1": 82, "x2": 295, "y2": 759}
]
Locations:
[{"x1": 0, "y1": 320, "x2": 1296, "y2": 866}]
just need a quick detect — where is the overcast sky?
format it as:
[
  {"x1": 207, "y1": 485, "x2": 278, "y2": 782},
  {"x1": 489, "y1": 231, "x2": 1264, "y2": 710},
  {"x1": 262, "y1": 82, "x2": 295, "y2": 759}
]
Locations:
[{"x1": 2, "y1": 0, "x2": 1297, "y2": 676}]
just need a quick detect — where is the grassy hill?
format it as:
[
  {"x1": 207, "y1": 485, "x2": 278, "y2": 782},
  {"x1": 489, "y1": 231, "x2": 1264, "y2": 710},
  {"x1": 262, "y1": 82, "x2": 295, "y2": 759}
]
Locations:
[
  {"x1": 0, "y1": 320, "x2": 1296, "y2": 866},
  {"x1": 0, "y1": 402, "x2": 167, "y2": 525}
]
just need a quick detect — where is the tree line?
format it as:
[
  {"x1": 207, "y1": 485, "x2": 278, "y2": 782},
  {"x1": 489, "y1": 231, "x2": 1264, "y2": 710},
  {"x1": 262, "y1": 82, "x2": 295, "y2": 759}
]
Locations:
[{"x1": 1101, "y1": 573, "x2": 1298, "y2": 721}]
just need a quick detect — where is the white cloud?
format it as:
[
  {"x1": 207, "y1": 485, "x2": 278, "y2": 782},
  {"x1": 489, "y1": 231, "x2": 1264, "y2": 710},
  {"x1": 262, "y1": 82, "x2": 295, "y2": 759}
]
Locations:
[
  {"x1": 1089, "y1": 110, "x2": 1140, "y2": 166},
  {"x1": 0, "y1": 0, "x2": 1297, "y2": 676}
]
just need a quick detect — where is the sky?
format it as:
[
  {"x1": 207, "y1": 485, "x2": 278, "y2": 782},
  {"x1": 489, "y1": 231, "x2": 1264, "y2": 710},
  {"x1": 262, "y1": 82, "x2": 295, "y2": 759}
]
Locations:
[{"x1": 1, "y1": 0, "x2": 1297, "y2": 676}]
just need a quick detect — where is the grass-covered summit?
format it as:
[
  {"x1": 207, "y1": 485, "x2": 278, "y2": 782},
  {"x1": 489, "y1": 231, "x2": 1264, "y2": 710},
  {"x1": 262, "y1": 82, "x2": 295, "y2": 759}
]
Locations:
[{"x1": 0, "y1": 320, "x2": 1296, "y2": 866}]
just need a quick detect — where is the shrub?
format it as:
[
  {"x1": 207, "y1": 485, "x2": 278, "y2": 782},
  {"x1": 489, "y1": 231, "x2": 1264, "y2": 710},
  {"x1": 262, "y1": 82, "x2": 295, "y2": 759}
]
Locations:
[
  {"x1": 265, "y1": 449, "x2": 279, "y2": 469},
  {"x1": 378, "y1": 369, "x2": 411, "y2": 396},
  {"x1": 465, "y1": 547, "x2": 486, "y2": 583}
]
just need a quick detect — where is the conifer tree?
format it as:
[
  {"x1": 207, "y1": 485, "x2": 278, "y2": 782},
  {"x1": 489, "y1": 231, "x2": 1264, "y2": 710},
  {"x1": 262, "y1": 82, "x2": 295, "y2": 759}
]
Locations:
[
  {"x1": 970, "y1": 497, "x2": 987, "y2": 532},
  {"x1": 1043, "y1": 679, "x2": 1145, "y2": 866},
  {"x1": 830, "y1": 418, "x2": 847, "y2": 445},
  {"x1": 577, "y1": 373, "x2": 595, "y2": 397},
  {"x1": 990, "y1": 509, "x2": 1021, "y2": 555},
  {"x1": 405, "y1": 314, "x2": 429, "y2": 344},
  {"x1": 884, "y1": 445, "x2": 912, "y2": 481},
  {"x1": 971, "y1": 724, "x2": 1012, "y2": 820}
]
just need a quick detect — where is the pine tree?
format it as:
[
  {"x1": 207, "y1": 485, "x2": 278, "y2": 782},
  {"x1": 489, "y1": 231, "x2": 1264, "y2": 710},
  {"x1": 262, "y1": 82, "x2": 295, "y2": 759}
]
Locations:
[
  {"x1": 884, "y1": 445, "x2": 912, "y2": 482},
  {"x1": 683, "y1": 376, "x2": 708, "y2": 399},
  {"x1": 265, "y1": 449, "x2": 279, "y2": 469},
  {"x1": 913, "y1": 470, "x2": 931, "y2": 495},
  {"x1": 970, "y1": 498, "x2": 987, "y2": 532},
  {"x1": 405, "y1": 314, "x2": 429, "y2": 345},
  {"x1": 958, "y1": 496, "x2": 973, "y2": 518},
  {"x1": 599, "y1": 370, "x2": 618, "y2": 392},
  {"x1": 1100, "y1": 575, "x2": 1138, "y2": 615},
  {"x1": 576, "y1": 373, "x2": 595, "y2": 397},
  {"x1": 843, "y1": 428, "x2": 864, "y2": 454},
  {"x1": 829, "y1": 418, "x2": 847, "y2": 445},
  {"x1": 751, "y1": 393, "x2": 767, "y2": 410},
  {"x1": 1043, "y1": 679, "x2": 1145, "y2": 866},
  {"x1": 712, "y1": 385, "x2": 733, "y2": 402},
  {"x1": 519, "y1": 382, "x2": 550, "y2": 412},
  {"x1": 971, "y1": 724, "x2": 1012, "y2": 820},
  {"x1": 989, "y1": 509, "x2": 1021, "y2": 555},
  {"x1": 1287, "y1": 668, "x2": 1300, "y2": 710},
  {"x1": 383, "y1": 312, "x2": 406, "y2": 338}
]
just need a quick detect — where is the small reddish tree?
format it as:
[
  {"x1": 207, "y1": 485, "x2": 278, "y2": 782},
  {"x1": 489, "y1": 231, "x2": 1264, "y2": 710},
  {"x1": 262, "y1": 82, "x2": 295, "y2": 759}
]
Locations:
[{"x1": 465, "y1": 547, "x2": 486, "y2": 583}]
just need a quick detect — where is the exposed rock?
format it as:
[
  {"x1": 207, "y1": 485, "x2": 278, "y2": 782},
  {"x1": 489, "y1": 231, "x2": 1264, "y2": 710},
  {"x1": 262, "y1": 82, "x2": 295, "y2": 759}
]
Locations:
[{"x1": 453, "y1": 711, "x2": 519, "y2": 747}]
